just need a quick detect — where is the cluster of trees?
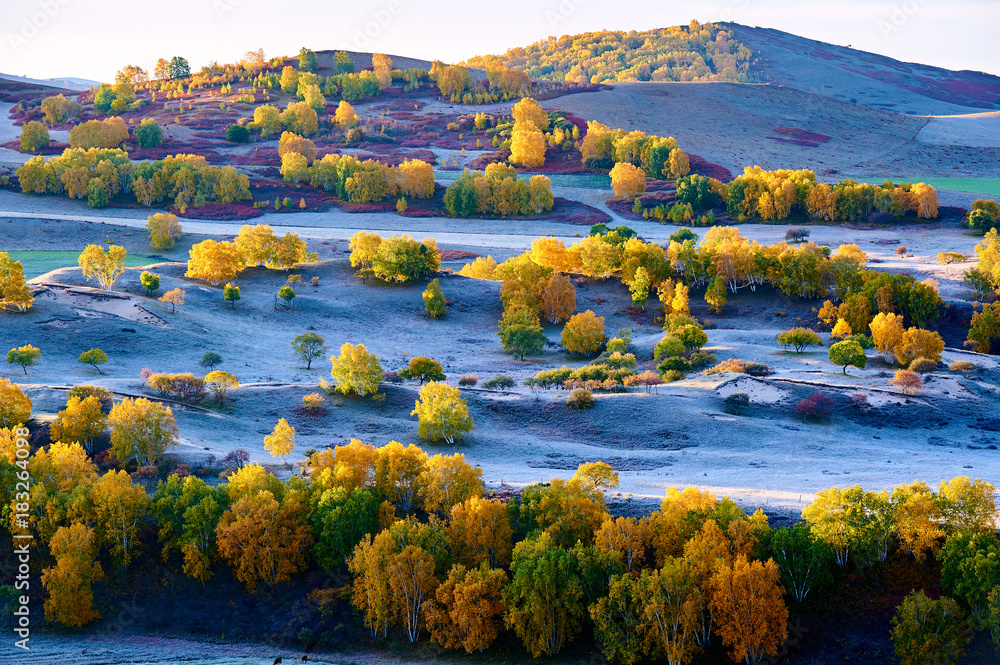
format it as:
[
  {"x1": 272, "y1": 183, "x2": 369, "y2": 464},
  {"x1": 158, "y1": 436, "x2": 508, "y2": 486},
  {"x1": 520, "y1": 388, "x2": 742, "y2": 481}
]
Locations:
[
  {"x1": 726, "y1": 167, "x2": 939, "y2": 222},
  {"x1": 443, "y1": 163, "x2": 554, "y2": 217},
  {"x1": 0, "y1": 252, "x2": 33, "y2": 312},
  {"x1": 429, "y1": 59, "x2": 531, "y2": 104},
  {"x1": 281, "y1": 147, "x2": 435, "y2": 205},
  {"x1": 348, "y1": 232, "x2": 440, "y2": 284},
  {"x1": 19, "y1": 121, "x2": 49, "y2": 151},
  {"x1": 464, "y1": 21, "x2": 752, "y2": 84},
  {"x1": 3, "y1": 371, "x2": 999, "y2": 659},
  {"x1": 40, "y1": 94, "x2": 82, "y2": 124},
  {"x1": 966, "y1": 198, "x2": 999, "y2": 231},
  {"x1": 16, "y1": 149, "x2": 250, "y2": 211},
  {"x1": 582, "y1": 121, "x2": 690, "y2": 177},
  {"x1": 68, "y1": 117, "x2": 129, "y2": 150},
  {"x1": 249, "y1": 101, "x2": 319, "y2": 137},
  {"x1": 185, "y1": 224, "x2": 314, "y2": 285}
]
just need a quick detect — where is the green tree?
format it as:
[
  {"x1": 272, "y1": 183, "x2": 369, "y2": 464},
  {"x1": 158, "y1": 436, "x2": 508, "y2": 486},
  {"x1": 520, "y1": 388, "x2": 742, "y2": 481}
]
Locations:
[
  {"x1": 133, "y1": 118, "x2": 163, "y2": 148},
  {"x1": 291, "y1": 332, "x2": 328, "y2": 370},
  {"x1": 892, "y1": 590, "x2": 968, "y2": 665},
  {"x1": 400, "y1": 356, "x2": 446, "y2": 384},
  {"x1": 829, "y1": 339, "x2": 867, "y2": 374},
  {"x1": 500, "y1": 323, "x2": 546, "y2": 360},
  {"x1": 298, "y1": 47, "x2": 318, "y2": 72},
  {"x1": 223, "y1": 282, "x2": 240, "y2": 308},
  {"x1": 777, "y1": 328, "x2": 822, "y2": 353},
  {"x1": 503, "y1": 534, "x2": 586, "y2": 657},
  {"x1": 86, "y1": 179, "x2": 109, "y2": 208},
  {"x1": 139, "y1": 271, "x2": 160, "y2": 296},
  {"x1": 312, "y1": 486, "x2": 381, "y2": 568},
  {"x1": 169, "y1": 56, "x2": 190, "y2": 79},
  {"x1": 7, "y1": 344, "x2": 40, "y2": 374},
  {"x1": 329, "y1": 343, "x2": 383, "y2": 396},
  {"x1": 411, "y1": 382, "x2": 474, "y2": 444},
  {"x1": 589, "y1": 573, "x2": 645, "y2": 665},
  {"x1": 226, "y1": 124, "x2": 249, "y2": 143},
  {"x1": 77, "y1": 349, "x2": 108, "y2": 374},
  {"x1": 767, "y1": 524, "x2": 833, "y2": 602},
  {"x1": 199, "y1": 351, "x2": 222, "y2": 370},
  {"x1": 423, "y1": 278, "x2": 446, "y2": 319},
  {"x1": 277, "y1": 285, "x2": 296, "y2": 308},
  {"x1": 705, "y1": 276, "x2": 727, "y2": 313},
  {"x1": 938, "y1": 530, "x2": 1000, "y2": 623}
]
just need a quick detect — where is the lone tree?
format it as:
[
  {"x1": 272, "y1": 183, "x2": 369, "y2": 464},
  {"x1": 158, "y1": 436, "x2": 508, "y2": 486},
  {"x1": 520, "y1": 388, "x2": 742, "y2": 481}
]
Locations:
[
  {"x1": 777, "y1": 328, "x2": 822, "y2": 353},
  {"x1": 7, "y1": 344, "x2": 41, "y2": 374},
  {"x1": 399, "y1": 356, "x2": 446, "y2": 385},
  {"x1": 200, "y1": 352, "x2": 223, "y2": 370},
  {"x1": 204, "y1": 370, "x2": 238, "y2": 402},
  {"x1": 891, "y1": 370, "x2": 923, "y2": 395},
  {"x1": 411, "y1": 381, "x2": 474, "y2": 443},
  {"x1": 146, "y1": 213, "x2": 182, "y2": 250},
  {"x1": 223, "y1": 282, "x2": 241, "y2": 308},
  {"x1": 159, "y1": 288, "x2": 185, "y2": 313},
  {"x1": 422, "y1": 278, "x2": 446, "y2": 318},
  {"x1": 329, "y1": 343, "x2": 383, "y2": 397},
  {"x1": 829, "y1": 339, "x2": 866, "y2": 374},
  {"x1": 263, "y1": 418, "x2": 295, "y2": 465},
  {"x1": 139, "y1": 271, "x2": 160, "y2": 296},
  {"x1": 77, "y1": 349, "x2": 108, "y2": 374},
  {"x1": 277, "y1": 285, "x2": 296, "y2": 309},
  {"x1": 291, "y1": 332, "x2": 328, "y2": 370},
  {"x1": 78, "y1": 245, "x2": 127, "y2": 290}
]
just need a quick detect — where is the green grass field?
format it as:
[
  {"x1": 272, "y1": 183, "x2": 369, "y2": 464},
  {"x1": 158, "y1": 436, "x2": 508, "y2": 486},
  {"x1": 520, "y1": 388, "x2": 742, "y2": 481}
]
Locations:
[
  {"x1": 6, "y1": 251, "x2": 164, "y2": 279},
  {"x1": 864, "y1": 177, "x2": 1000, "y2": 197}
]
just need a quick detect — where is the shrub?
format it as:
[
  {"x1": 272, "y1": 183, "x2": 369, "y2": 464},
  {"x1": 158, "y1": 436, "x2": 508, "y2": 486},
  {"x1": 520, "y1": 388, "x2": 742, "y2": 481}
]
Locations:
[
  {"x1": 705, "y1": 359, "x2": 772, "y2": 377},
  {"x1": 147, "y1": 372, "x2": 206, "y2": 402},
  {"x1": 949, "y1": 360, "x2": 975, "y2": 374},
  {"x1": 566, "y1": 388, "x2": 594, "y2": 410},
  {"x1": 724, "y1": 391, "x2": 750, "y2": 414},
  {"x1": 226, "y1": 124, "x2": 250, "y2": 143},
  {"x1": 605, "y1": 337, "x2": 628, "y2": 354},
  {"x1": 483, "y1": 375, "x2": 515, "y2": 392},
  {"x1": 657, "y1": 356, "x2": 691, "y2": 375},
  {"x1": 457, "y1": 375, "x2": 478, "y2": 387},
  {"x1": 796, "y1": 392, "x2": 834, "y2": 421},
  {"x1": 133, "y1": 118, "x2": 163, "y2": 148},
  {"x1": 908, "y1": 357, "x2": 937, "y2": 373},
  {"x1": 383, "y1": 370, "x2": 403, "y2": 384},
  {"x1": 673, "y1": 324, "x2": 708, "y2": 350},
  {"x1": 891, "y1": 370, "x2": 923, "y2": 395},
  {"x1": 849, "y1": 392, "x2": 868, "y2": 409},
  {"x1": 896, "y1": 245, "x2": 907, "y2": 255},
  {"x1": 687, "y1": 350, "x2": 717, "y2": 369},
  {"x1": 844, "y1": 334, "x2": 874, "y2": 350}
]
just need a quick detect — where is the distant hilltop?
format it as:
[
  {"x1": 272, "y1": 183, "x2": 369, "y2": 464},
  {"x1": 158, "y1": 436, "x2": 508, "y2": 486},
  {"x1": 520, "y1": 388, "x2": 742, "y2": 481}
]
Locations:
[{"x1": 0, "y1": 72, "x2": 98, "y2": 92}]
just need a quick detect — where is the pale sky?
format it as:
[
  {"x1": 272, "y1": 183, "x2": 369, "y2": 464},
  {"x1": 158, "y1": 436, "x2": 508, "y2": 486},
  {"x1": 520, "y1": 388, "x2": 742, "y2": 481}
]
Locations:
[{"x1": 2, "y1": 0, "x2": 998, "y2": 83}]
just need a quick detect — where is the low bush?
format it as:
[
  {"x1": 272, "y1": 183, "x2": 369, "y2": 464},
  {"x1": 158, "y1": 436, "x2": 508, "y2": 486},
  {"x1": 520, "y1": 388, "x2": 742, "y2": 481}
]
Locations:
[
  {"x1": 147, "y1": 372, "x2": 206, "y2": 402},
  {"x1": 458, "y1": 375, "x2": 478, "y2": 387},
  {"x1": 567, "y1": 388, "x2": 594, "y2": 410},
  {"x1": 796, "y1": 392, "x2": 834, "y2": 421},
  {"x1": 483, "y1": 375, "x2": 515, "y2": 392},
  {"x1": 908, "y1": 357, "x2": 937, "y2": 373},
  {"x1": 724, "y1": 391, "x2": 750, "y2": 414}
]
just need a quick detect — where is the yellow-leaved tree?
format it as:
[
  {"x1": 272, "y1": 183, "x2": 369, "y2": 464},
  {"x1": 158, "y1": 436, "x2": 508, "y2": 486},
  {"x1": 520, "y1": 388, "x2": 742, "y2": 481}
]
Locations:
[
  {"x1": 216, "y1": 489, "x2": 314, "y2": 590},
  {"x1": 0, "y1": 378, "x2": 32, "y2": 428},
  {"x1": 78, "y1": 244, "x2": 126, "y2": 290},
  {"x1": 107, "y1": 397, "x2": 178, "y2": 466},
  {"x1": 49, "y1": 395, "x2": 106, "y2": 453},
  {"x1": 411, "y1": 382, "x2": 474, "y2": 444},
  {"x1": 420, "y1": 453, "x2": 483, "y2": 514},
  {"x1": 263, "y1": 418, "x2": 295, "y2": 464},
  {"x1": 91, "y1": 469, "x2": 149, "y2": 566},
  {"x1": 447, "y1": 496, "x2": 514, "y2": 569},
  {"x1": 0, "y1": 251, "x2": 34, "y2": 312},
  {"x1": 708, "y1": 555, "x2": 789, "y2": 664},
  {"x1": 41, "y1": 523, "x2": 104, "y2": 627},
  {"x1": 511, "y1": 97, "x2": 549, "y2": 131},
  {"x1": 510, "y1": 122, "x2": 545, "y2": 167},
  {"x1": 146, "y1": 212, "x2": 183, "y2": 250},
  {"x1": 186, "y1": 239, "x2": 244, "y2": 285},
  {"x1": 610, "y1": 162, "x2": 646, "y2": 198},
  {"x1": 562, "y1": 310, "x2": 606, "y2": 356},
  {"x1": 328, "y1": 342, "x2": 383, "y2": 397},
  {"x1": 869, "y1": 312, "x2": 905, "y2": 363},
  {"x1": 425, "y1": 562, "x2": 508, "y2": 653},
  {"x1": 541, "y1": 272, "x2": 576, "y2": 324}
]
